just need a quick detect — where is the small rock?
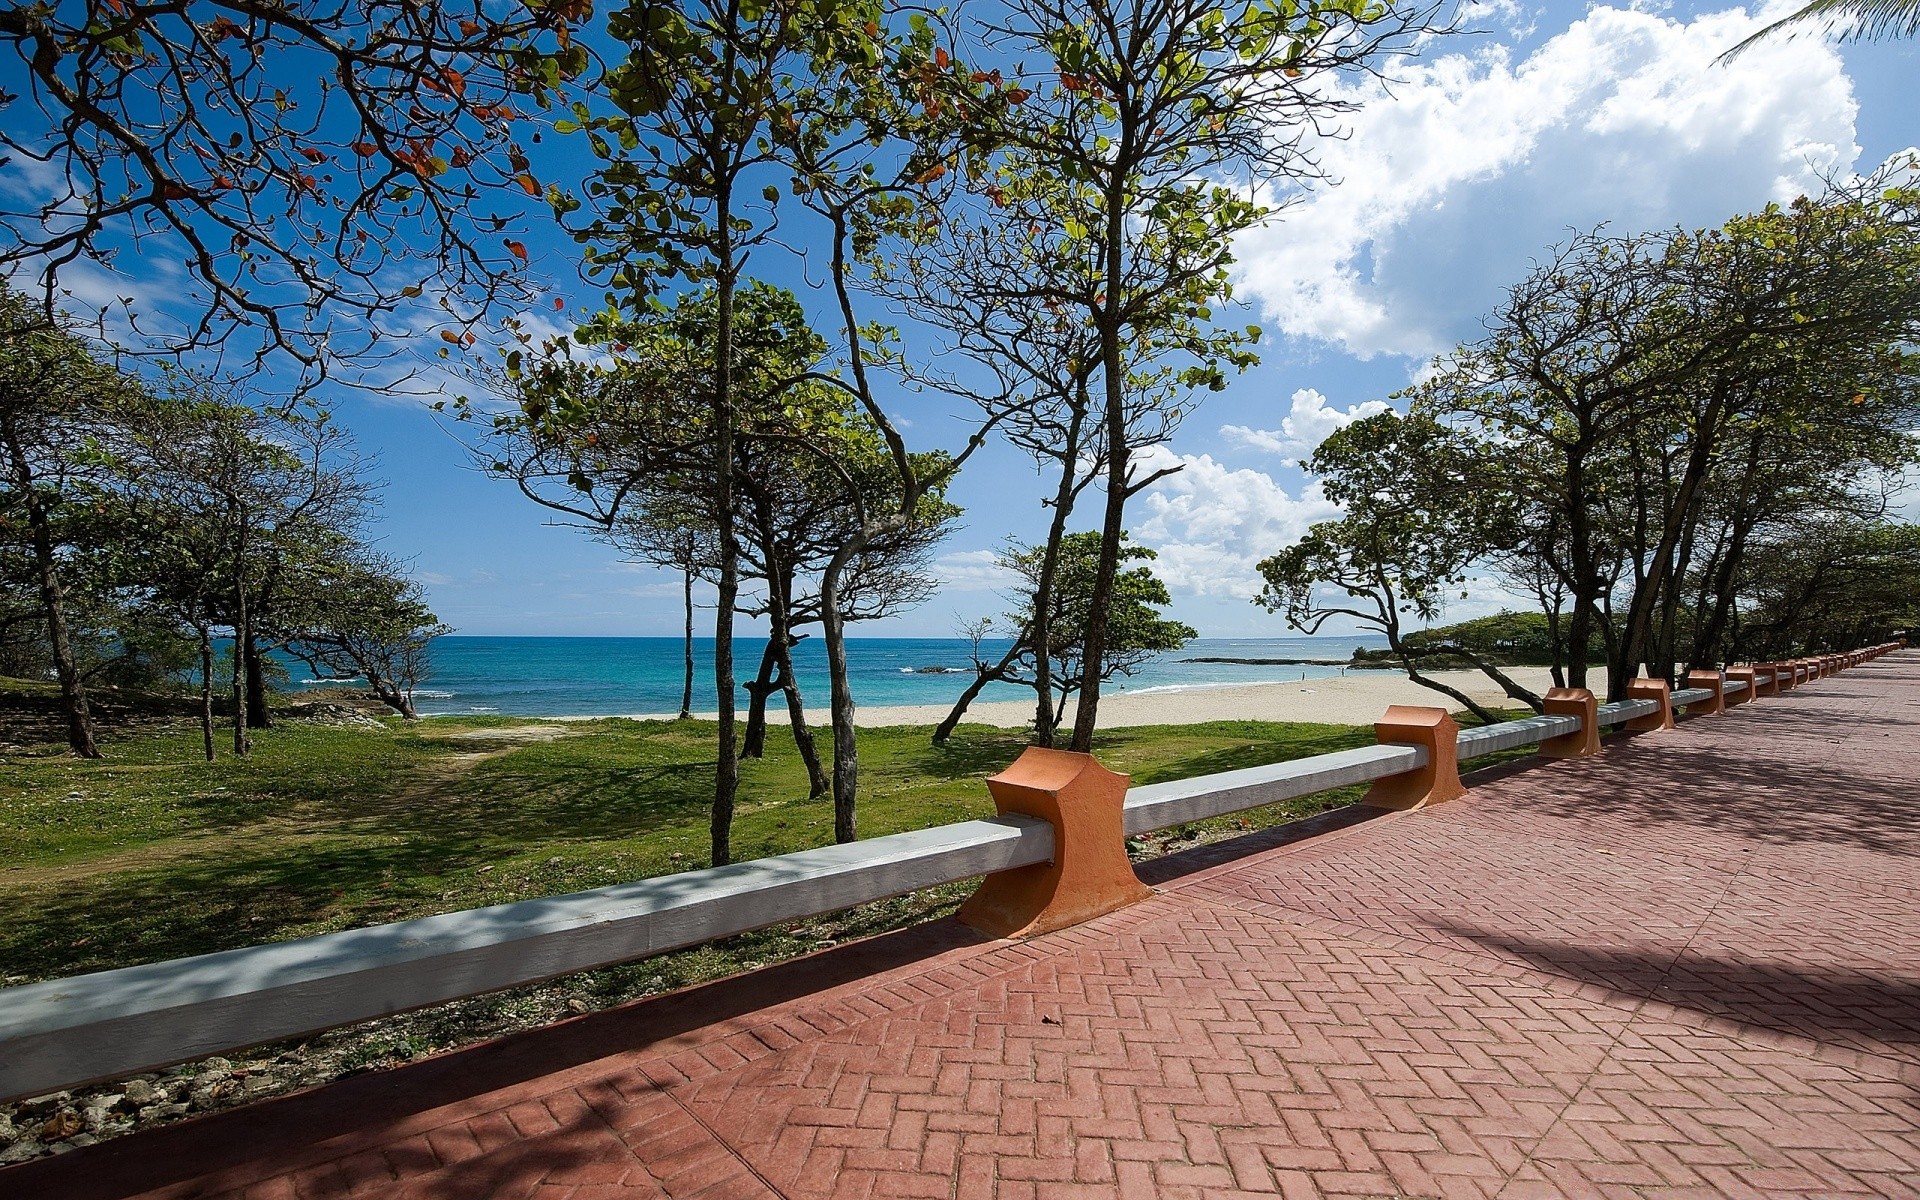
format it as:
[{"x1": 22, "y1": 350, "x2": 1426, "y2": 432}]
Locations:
[
  {"x1": 65, "y1": 1132, "x2": 97, "y2": 1149},
  {"x1": 82, "y1": 1105, "x2": 116, "y2": 1132},
  {"x1": 201, "y1": 1057, "x2": 233, "y2": 1074},
  {"x1": 0, "y1": 1113, "x2": 18, "y2": 1145},
  {"x1": 566, "y1": 998, "x2": 590, "y2": 1015},
  {"x1": 547, "y1": 856, "x2": 564, "y2": 866},
  {"x1": 242, "y1": 1076, "x2": 277, "y2": 1095},
  {"x1": 18, "y1": 1091, "x2": 69, "y2": 1116},
  {"x1": 122, "y1": 1079, "x2": 157, "y2": 1105},
  {"x1": 0, "y1": 1141, "x2": 45, "y2": 1166}
]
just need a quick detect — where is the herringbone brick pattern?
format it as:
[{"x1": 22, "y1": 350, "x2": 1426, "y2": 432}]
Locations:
[{"x1": 11, "y1": 654, "x2": 1918, "y2": 1200}]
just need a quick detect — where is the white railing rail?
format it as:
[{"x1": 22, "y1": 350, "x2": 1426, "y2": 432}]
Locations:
[{"x1": 0, "y1": 646, "x2": 1897, "y2": 1103}]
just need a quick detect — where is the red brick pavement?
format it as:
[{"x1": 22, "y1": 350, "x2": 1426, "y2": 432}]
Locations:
[{"x1": 11, "y1": 655, "x2": 1919, "y2": 1199}]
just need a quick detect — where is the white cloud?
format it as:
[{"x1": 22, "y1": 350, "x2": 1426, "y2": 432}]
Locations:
[
  {"x1": 931, "y1": 548, "x2": 1015, "y2": 592},
  {"x1": 1237, "y1": 3, "x2": 1860, "y2": 361},
  {"x1": 1222, "y1": 387, "x2": 1393, "y2": 459},
  {"x1": 1131, "y1": 447, "x2": 1343, "y2": 598}
]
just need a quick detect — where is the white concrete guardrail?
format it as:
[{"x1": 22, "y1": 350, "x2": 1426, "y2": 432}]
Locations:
[{"x1": 0, "y1": 646, "x2": 1895, "y2": 1103}]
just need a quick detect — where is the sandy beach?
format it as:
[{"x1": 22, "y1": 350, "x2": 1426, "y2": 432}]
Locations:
[{"x1": 574, "y1": 666, "x2": 1562, "y2": 729}]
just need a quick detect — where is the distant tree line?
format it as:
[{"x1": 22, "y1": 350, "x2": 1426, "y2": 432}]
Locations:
[
  {"x1": 0, "y1": 285, "x2": 449, "y2": 759},
  {"x1": 1259, "y1": 170, "x2": 1920, "y2": 712}
]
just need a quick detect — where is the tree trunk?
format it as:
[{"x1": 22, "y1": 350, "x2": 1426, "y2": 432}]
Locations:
[
  {"x1": 2, "y1": 415, "x2": 98, "y2": 758},
  {"x1": 773, "y1": 634, "x2": 828, "y2": 797},
  {"x1": 244, "y1": 635, "x2": 272, "y2": 729},
  {"x1": 678, "y1": 559, "x2": 695, "y2": 720},
  {"x1": 1069, "y1": 174, "x2": 1134, "y2": 754},
  {"x1": 1031, "y1": 394, "x2": 1088, "y2": 747},
  {"x1": 934, "y1": 656, "x2": 1013, "y2": 746},
  {"x1": 198, "y1": 624, "x2": 216, "y2": 761},
  {"x1": 709, "y1": 188, "x2": 740, "y2": 868},
  {"x1": 740, "y1": 637, "x2": 780, "y2": 759},
  {"x1": 821, "y1": 548, "x2": 862, "y2": 843}
]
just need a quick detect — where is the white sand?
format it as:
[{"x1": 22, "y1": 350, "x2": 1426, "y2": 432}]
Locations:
[{"x1": 571, "y1": 666, "x2": 1562, "y2": 730}]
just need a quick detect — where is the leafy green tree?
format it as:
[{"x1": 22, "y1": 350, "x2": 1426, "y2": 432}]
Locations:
[
  {"x1": 1255, "y1": 411, "x2": 1541, "y2": 722},
  {"x1": 537, "y1": 0, "x2": 888, "y2": 865},
  {"x1": 1732, "y1": 520, "x2": 1920, "y2": 654},
  {"x1": 962, "y1": 0, "x2": 1436, "y2": 750},
  {"x1": 284, "y1": 556, "x2": 452, "y2": 720},
  {"x1": 936, "y1": 532, "x2": 1195, "y2": 742},
  {"x1": 0, "y1": 285, "x2": 137, "y2": 756}
]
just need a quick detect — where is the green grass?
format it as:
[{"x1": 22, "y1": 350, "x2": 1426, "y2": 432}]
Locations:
[{"x1": 0, "y1": 712, "x2": 1385, "y2": 986}]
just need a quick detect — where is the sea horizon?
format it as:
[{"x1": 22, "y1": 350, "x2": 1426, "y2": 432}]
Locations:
[{"x1": 287, "y1": 634, "x2": 1395, "y2": 719}]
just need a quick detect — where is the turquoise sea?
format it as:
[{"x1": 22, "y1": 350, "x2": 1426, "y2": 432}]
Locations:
[{"x1": 289, "y1": 634, "x2": 1392, "y2": 718}]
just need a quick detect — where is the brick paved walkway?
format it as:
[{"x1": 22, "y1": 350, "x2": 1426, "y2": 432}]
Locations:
[{"x1": 13, "y1": 655, "x2": 1919, "y2": 1199}]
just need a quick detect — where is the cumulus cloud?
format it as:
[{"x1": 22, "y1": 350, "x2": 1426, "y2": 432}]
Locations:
[
  {"x1": 931, "y1": 548, "x2": 1016, "y2": 593},
  {"x1": 1236, "y1": 3, "x2": 1860, "y2": 360},
  {"x1": 1221, "y1": 388, "x2": 1393, "y2": 459},
  {"x1": 1131, "y1": 447, "x2": 1343, "y2": 598}
]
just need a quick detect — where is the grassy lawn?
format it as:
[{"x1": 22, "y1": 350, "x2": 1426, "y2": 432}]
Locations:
[{"x1": 1, "y1": 710, "x2": 1383, "y2": 988}]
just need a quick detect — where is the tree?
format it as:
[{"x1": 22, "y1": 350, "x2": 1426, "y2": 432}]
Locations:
[
  {"x1": 1732, "y1": 520, "x2": 1920, "y2": 655},
  {"x1": 0, "y1": 284, "x2": 137, "y2": 756},
  {"x1": 936, "y1": 532, "x2": 1195, "y2": 741},
  {"x1": 1255, "y1": 411, "x2": 1541, "y2": 722},
  {"x1": 1405, "y1": 184, "x2": 1920, "y2": 697},
  {"x1": 285, "y1": 556, "x2": 451, "y2": 719},
  {"x1": 960, "y1": 0, "x2": 1436, "y2": 751},
  {"x1": 0, "y1": 0, "x2": 589, "y2": 385},
  {"x1": 1720, "y1": 0, "x2": 1920, "y2": 60},
  {"x1": 534, "y1": 0, "x2": 882, "y2": 866}
]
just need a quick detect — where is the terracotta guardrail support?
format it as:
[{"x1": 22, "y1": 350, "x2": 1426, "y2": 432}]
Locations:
[
  {"x1": 1625, "y1": 677, "x2": 1676, "y2": 732},
  {"x1": 958, "y1": 747, "x2": 1153, "y2": 940},
  {"x1": 1754, "y1": 662, "x2": 1783, "y2": 696},
  {"x1": 1363, "y1": 705, "x2": 1464, "y2": 810},
  {"x1": 1683, "y1": 669, "x2": 1726, "y2": 715},
  {"x1": 1724, "y1": 666, "x2": 1758, "y2": 706},
  {"x1": 1538, "y1": 687, "x2": 1599, "y2": 758}
]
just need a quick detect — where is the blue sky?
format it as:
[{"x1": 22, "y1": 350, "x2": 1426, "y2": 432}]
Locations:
[{"x1": 38, "y1": 1, "x2": 1920, "y2": 640}]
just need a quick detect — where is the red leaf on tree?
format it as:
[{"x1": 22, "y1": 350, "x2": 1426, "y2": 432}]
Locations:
[
  {"x1": 505, "y1": 239, "x2": 529, "y2": 262},
  {"x1": 351, "y1": 141, "x2": 378, "y2": 157},
  {"x1": 553, "y1": 297, "x2": 565, "y2": 310},
  {"x1": 298, "y1": 147, "x2": 328, "y2": 164},
  {"x1": 440, "y1": 330, "x2": 463, "y2": 344},
  {"x1": 515, "y1": 173, "x2": 540, "y2": 196},
  {"x1": 450, "y1": 146, "x2": 472, "y2": 167},
  {"x1": 460, "y1": 20, "x2": 482, "y2": 36},
  {"x1": 934, "y1": 47, "x2": 950, "y2": 68},
  {"x1": 1005, "y1": 88, "x2": 1031, "y2": 105}
]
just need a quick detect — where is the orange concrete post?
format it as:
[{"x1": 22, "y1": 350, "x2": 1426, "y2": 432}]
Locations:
[
  {"x1": 1683, "y1": 669, "x2": 1726, "y2": 716},
  {"x1": 1538, "y1": 687, "x2": 1600, "y2": 758},
  {"x1": 1625, "y1": 677, "x2": 1675, "y2": 732},
  {"x1": 1724, "y1": 666, "x2": 1758, "y2": 707},
  {"x1": 1753, "y1": 663, "x2": 1783, "y2": 696},
  {"x1": 957, "y1": 747, "x2": 1153, "y2": 940},
  {"x1": 1780, "y1": 662, "x2": 1800, "y2": 690},
  {"x1": 1363, "y1": 705, "x2": 1466, "y2": 810}
]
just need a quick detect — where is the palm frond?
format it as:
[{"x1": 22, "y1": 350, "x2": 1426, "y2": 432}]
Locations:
[{"x1": 1717, "y1": 0, "x2": 1920, "y2": 62}]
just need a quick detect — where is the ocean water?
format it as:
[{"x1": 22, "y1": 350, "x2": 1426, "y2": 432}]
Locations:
[{"x1": 289, "y1": 634, "x2": 1392, "y2": 719}]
